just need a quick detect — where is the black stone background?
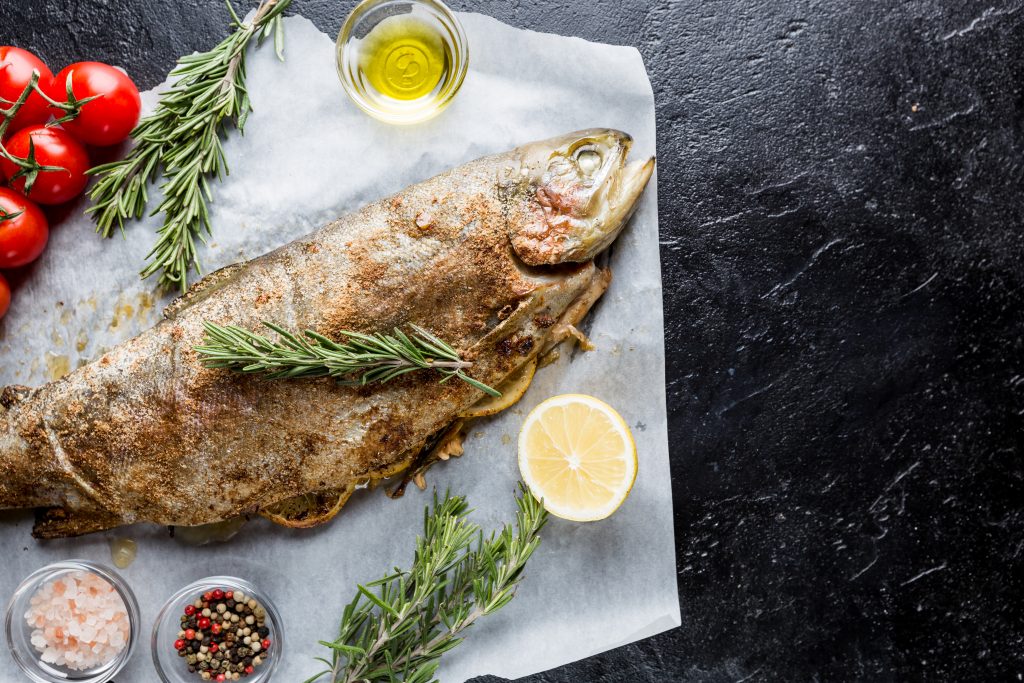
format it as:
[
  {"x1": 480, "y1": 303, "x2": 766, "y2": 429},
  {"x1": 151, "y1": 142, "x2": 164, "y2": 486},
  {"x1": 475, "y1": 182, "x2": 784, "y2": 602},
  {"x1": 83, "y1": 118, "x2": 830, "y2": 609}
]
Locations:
[{"x1": 3, "y1": 1, "x2": 1023, "y2": 680}]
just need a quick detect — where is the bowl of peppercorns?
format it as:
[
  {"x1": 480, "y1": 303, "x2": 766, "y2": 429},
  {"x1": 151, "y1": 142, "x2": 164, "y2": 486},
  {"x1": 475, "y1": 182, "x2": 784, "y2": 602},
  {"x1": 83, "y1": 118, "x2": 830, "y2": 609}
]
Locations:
[{"x1": 151, "y1": 577, "x2": 282, "y2": 682}]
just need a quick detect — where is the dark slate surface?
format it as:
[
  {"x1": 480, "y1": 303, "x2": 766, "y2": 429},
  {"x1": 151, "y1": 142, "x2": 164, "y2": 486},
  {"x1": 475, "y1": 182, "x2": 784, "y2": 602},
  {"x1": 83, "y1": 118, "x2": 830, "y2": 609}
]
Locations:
[{"x1": 3, "y1": 0, "x2": 1023, "y2": 680}]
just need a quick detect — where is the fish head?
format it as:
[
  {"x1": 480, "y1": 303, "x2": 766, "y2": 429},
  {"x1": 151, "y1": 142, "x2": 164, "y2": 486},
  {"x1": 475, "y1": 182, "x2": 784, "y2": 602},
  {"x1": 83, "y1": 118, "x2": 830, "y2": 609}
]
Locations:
[{"x1": 502, "y1": 129, "x2": 655, "y2": 265}]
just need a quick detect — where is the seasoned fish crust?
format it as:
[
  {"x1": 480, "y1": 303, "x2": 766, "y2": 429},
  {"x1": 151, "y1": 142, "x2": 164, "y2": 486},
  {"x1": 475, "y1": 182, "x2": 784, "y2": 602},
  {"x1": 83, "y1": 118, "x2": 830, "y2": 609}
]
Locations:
[{"x1": 0, "y1": 129, "x2": 654, "y2": 538}]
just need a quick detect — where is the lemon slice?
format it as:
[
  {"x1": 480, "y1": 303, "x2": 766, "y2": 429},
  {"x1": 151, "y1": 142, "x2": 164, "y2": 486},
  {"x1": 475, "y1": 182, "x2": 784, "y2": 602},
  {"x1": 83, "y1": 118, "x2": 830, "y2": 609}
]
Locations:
[
  {"x1": 261, "y1": 486, "x2": 354, "y2": 529},
  {"x1": 459, "y1": 357, "x2": 538, "y2": 419},
  {"x1": 518, "y1": 394, "x2": 637, "y2": 521}
]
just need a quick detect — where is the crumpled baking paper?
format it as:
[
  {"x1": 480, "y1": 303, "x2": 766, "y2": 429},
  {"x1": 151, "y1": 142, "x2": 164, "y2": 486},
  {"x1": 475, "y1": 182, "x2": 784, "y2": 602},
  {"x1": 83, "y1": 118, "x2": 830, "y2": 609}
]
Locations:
[{"x1": 0, "y1": 12, "x2": 678, "y2": 681}]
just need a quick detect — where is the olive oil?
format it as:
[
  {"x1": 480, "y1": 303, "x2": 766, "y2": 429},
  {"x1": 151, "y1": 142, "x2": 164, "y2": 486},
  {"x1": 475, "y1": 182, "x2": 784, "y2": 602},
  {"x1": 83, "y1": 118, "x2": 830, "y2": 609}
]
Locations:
[
  {"x1": 358, "y1": 15, "x2": 448, "y2": 101},
  {"x1": 337, "y1": 0, "x2": 469, "y2": 124}
]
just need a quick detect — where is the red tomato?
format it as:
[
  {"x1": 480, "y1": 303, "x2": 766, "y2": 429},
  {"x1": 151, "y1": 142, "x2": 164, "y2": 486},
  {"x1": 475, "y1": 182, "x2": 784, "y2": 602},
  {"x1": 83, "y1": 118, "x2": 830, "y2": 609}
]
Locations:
[
  {"x1": 0, "y1": 187, "x2": 48, "y2": 268},
  {"x1": 0, "y1": 125, "x2": 89, "y2": 205},
  {"x1": 48, "y1": 62, "x2": 141, "y2": 146},
  {"x1": 0, "y1": 47, "x2": 54, "y2": 134},
  {"x1": 0, "y1": 272, "x2": 10, "y2": 320}
]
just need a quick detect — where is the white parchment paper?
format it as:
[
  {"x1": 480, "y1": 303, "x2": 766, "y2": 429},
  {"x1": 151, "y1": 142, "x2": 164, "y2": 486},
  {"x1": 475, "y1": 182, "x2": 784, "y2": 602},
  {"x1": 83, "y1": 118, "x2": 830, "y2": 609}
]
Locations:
[{"x1": 0, "y1": 13, "x2": 678, "y2": 681}]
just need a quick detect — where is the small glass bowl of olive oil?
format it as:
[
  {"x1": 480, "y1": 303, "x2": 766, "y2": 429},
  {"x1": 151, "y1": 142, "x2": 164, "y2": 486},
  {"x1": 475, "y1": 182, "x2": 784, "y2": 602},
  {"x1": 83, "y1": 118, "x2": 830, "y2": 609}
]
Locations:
[{"x1": 337, "y1": 0, "x2": 469, "y2": 125}]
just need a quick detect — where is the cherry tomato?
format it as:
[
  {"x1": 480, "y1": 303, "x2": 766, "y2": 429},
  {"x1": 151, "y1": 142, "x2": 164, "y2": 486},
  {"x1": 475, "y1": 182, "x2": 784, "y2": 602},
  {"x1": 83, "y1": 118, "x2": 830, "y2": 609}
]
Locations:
[
  {"x1": 48, "y1": 62, "x2": 140, "y2": 146},
  {"x1": 0, "y1": 125, "x2": 89, "y2": 205},
  {"x1": 0, "y1": 273, "x2": 10, "y2": 320},
  {"x1": 0, "y1": 187, "x2": 48, "y2": 268},
  {"x1": 0, "y1": 47, "x2": 54, "y2": 134}
]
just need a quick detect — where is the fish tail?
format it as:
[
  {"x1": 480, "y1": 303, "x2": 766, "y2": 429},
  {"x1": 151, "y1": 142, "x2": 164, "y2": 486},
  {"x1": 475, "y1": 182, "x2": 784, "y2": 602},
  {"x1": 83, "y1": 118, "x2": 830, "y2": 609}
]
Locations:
[
  {"x1": 3, "y1": 384, "x2": 124, "y2": 538},
  {"x1": 0, "y1": 385, "x2": 56, "y2": 510},
  {"x1": 32, "y1": 507, "x2": 124, "y2": 539}
]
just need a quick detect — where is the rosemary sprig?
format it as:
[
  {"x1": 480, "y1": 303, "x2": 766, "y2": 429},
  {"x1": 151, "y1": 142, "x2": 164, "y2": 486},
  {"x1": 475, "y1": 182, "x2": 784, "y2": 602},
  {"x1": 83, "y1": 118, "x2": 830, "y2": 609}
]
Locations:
[
  {"x1": 85, "y1": 0, "x2": 290, "y2": 291},
  {"x1": 195, "y1": 321, "x2": 501, "y2": 396},
  {"x1": 307, "y1": 486, "x2": 549, "y2": 683}
]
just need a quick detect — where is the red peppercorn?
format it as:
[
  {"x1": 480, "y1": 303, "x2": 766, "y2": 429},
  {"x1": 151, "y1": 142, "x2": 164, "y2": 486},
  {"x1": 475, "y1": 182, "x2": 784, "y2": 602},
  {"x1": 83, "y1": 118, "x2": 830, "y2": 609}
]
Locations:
[
  {"x1": 212, "y1": 588, "x2": 225, "y2": 600},
  {"x1": 184, "y1": 604, "x2": 196, "y2": 616},
  {"x1": 216, "y1": 675, "x2": 226, "y2": 682},
  {"x1": 261, "y1": 638, "x2": 271, "y2": 650},
  {"x1": 197, "y1": 617, "x2": 211, "y2": 630},
  {"x1": 203, "y1": 591, "x2": 213, "y2": 601},
  {"x1": 245, "y1": 665, "x2": 254, "y2": 675},
  {"x1": 184, "y1": 629, "x2": 196, "y2": 640},
  {"x1": 209, "y1": 642, "x2": 219, "y2": 653},
  {"x1": 174, "y1": 639, "x2": 186, "y2": 650},
  {"x1": 211, "y1": 622, "x2": 222, "y2": 635},
  {"x1": 225, "y1": 591, "x2": 234, "y2": 600}
]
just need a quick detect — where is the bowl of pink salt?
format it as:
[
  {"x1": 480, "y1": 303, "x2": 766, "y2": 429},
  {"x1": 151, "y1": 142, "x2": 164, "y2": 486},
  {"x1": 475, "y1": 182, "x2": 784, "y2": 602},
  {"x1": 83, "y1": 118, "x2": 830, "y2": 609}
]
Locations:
[{"x1": 5, "y1": 560, "x2": 139, "y2": 683}]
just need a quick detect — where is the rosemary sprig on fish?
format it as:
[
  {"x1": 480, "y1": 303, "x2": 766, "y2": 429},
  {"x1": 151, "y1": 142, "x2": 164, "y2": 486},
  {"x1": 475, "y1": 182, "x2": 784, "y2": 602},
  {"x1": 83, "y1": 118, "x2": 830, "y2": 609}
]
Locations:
[
  {"x1": 196, "y1": 322, "x2": 500, "y2": 396},
  {"x1": 86, "y1": 0, "x2": 291, "y2": 291}
]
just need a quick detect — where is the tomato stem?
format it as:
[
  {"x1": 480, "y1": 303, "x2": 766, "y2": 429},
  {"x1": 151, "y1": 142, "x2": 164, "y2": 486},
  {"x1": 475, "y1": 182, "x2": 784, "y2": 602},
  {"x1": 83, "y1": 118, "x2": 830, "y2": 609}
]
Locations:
[
  {"x1": 0, "y1": 207, "x2": 25, "y2": 224},
  {"x1": 38, "y1": 73, "x2": 102, "y2": 126},
  {"x1": 0, "y1": 70, "x2": 73, "y2": 190}
]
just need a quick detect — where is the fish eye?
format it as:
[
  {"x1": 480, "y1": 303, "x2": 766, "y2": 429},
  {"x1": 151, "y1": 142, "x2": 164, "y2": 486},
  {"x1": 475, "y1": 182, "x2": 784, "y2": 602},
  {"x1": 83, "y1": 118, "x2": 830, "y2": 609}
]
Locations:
[{"x1": 574, "y1": 147, "x2": 602, "y2": 175}]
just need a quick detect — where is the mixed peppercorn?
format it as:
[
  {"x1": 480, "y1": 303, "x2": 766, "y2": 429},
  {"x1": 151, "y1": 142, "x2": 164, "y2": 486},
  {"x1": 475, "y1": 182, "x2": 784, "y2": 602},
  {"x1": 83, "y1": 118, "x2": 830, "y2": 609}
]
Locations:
[{"x1": 174, "y1": 588, "x2": 271, "y2": 681}]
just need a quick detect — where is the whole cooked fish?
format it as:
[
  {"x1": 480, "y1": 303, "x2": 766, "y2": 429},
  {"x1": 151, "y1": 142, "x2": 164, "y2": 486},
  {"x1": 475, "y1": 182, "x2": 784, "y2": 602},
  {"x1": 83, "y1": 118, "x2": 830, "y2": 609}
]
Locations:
[{"x1": 0, "y1": 129, "x2": 654, "y2": 538}]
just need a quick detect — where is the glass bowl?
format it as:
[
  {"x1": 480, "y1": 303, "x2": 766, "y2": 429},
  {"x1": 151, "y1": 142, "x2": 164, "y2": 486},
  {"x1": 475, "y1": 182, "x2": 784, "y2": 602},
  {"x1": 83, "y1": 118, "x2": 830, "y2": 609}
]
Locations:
[
  {"x1": 152, "y1": 576, "x2": 283, "y2": 683},
  {"x1": 5, "y1": 560, "x2": 139, "y2": 683},
  {"x1": 336, "y1": 0, "x2": 469, "y2": 124}
]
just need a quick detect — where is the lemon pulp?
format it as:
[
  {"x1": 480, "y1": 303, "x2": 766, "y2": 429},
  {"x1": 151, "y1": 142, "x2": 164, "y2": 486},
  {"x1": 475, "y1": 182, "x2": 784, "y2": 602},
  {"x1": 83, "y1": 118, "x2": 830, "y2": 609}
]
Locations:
[
  {"x1": 518, "y1": 394, "x2": 638, "y2": 522},
  {"x1": 359, "y1": 15, "x2": 448, "y2": 101}
]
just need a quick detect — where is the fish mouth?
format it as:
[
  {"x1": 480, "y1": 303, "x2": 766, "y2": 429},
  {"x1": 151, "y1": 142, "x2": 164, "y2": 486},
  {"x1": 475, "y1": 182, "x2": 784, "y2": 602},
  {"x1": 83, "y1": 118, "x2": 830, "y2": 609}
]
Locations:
[
  {"x1": 580, "y1": 131, "x2": 655, "y2": 259},
  {"x1": 606, "y1": 142, "x2": 656, "y2": 233},
  {"x1": 506, "y1": 128, "x2": 656, "y2": 266}
]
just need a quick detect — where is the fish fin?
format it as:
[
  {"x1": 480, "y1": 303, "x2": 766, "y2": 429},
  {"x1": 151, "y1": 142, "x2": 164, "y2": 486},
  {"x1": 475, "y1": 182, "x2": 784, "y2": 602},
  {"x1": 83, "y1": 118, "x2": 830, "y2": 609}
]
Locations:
[
  {"x1": 32, "y1": 507, "x2": 123, "y2": 539},
  {"x1": 163, "y1": 262, "x2": 246, "y2": 320},
  {"x1": 1, "y1": 385, "x2": 33, "y2": 410},
  {"x1": 538, "y1": 347, "x2": 560, "y2": 367},
  {"x1": 540, "y1": 266, "x2": 612, "y2": 354},
  {"x1": 389, "y1": 420, "x2": 466, "y2": 499}
]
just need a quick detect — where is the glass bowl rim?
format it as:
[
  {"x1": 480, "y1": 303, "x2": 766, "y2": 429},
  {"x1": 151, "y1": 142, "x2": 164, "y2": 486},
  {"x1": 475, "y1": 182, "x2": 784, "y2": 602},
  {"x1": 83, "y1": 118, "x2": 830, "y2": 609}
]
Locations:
[
  {"x1": 336, "y1": 0, "x2": 470, "y2": 125},
  {"x1": 150, "y1": 575, "x2": 283, "y2": 683},
  {"x1": 4, "y1": 559, "x2": 140, "y2": 683}
]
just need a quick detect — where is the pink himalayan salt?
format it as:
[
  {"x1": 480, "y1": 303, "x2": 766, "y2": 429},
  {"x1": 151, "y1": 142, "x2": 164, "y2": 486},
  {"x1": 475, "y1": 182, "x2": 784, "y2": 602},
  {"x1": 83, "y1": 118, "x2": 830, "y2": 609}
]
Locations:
[{"x1": 24, "y1": 570, "x2": 129, "y2": 671}]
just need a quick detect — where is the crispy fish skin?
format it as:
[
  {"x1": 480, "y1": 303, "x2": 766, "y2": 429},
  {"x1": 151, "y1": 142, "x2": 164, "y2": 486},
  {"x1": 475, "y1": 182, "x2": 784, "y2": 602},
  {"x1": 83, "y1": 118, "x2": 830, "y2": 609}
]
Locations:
[{"x1": 0, "y1": 129, "x2": 654, "y2": 538}]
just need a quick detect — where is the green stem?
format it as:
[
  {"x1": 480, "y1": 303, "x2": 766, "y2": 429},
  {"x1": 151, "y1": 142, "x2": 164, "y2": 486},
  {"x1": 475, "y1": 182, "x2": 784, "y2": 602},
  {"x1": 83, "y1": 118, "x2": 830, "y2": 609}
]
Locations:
[
  {"x1": 0, "y1": 70, "x2": 84, "y2": 190},
  {"x1": 0, "y1": 207, "x2": 25, "y2": 224},
  {"x1": 0, "y1": 71, "x2": 40, "y2": 139}
]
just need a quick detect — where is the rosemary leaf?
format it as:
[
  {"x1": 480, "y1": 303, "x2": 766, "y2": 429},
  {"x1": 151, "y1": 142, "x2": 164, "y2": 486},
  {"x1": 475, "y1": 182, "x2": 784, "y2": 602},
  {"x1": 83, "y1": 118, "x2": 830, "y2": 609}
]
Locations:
[
  {"x1": 195, "y1": 321, "x2": 501, "y2": 396},
  {"x1": 85, "y1": 0, "x2": 292, "y2": 291}
]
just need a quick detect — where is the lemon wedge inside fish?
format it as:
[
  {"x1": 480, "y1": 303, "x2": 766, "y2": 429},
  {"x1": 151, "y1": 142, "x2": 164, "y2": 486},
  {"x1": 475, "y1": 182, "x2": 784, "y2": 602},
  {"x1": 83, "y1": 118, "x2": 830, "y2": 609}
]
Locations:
[
  {"x1": 261, "y1": 487, "x2": 355, "y2": 528},
  {"x1": 460, "y1": 357, "x2": 538, "y2": 419}
]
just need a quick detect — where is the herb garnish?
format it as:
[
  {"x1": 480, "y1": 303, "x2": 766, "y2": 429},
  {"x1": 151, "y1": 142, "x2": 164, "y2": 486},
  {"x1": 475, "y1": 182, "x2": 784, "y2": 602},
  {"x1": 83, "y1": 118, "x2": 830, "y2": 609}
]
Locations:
[
  {"x1": 195, "y1": 321, "x2": 501, "y2": 396},
  {"x1": 86, "y1": 0, "x2": 291, "y2": 291},
  {"x1": 306, "y1": 486, "x2": 548, "y2": 683}
]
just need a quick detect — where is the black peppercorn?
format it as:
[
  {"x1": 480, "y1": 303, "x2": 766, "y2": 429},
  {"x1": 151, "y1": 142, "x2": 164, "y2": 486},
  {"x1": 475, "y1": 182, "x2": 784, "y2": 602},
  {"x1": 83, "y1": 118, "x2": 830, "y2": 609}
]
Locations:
[{"x1": 174, "y1": 588, "x2": 273, "y2": 680}]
